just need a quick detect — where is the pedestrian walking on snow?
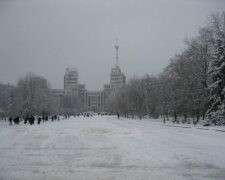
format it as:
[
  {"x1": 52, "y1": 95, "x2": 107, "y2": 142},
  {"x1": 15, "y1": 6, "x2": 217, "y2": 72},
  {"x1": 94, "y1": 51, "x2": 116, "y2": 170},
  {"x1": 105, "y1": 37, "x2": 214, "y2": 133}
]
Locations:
[
  {"x1": 38, "y1": 117, "x2": 41, "y2": 124},
  {"x1": 9, "y1": 116, "x2": 12, "y2": 125}
]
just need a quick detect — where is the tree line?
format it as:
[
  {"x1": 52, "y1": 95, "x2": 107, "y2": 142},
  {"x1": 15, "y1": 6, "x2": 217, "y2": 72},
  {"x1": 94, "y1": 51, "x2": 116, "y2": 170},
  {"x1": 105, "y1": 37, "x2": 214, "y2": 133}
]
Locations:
[
  {"x1": 8, "y1": 73, "x2": 56, "y2": 117},
  {"x1": 1, "y1": 72, "x2": 82, "y2": 119},
  {"x1": 108, "y1": 12, "x2": 225, "y2": 125}
]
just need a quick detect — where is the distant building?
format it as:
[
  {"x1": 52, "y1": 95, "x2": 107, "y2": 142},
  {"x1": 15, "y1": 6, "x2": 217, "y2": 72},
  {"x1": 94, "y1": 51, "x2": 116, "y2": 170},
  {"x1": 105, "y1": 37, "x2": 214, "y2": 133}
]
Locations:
[
  {"x1": 52, "y1": 89, "x2": 73, "y2": 97},
  {"x1": 103, "y1": 84, "x2": 110, "y2": 101},
  {"x1": 78, "y1": 84, "x2": 86, "y2": 100},
  {"x1": 78, "y1": 84, "x2": 86, "y2": 111},
  {"x1": 110, "y1": 66, "x2": 126, "y2": 94},
  {"x1": 51, "y1": 43, "x2": 126, "y2": 113},
  {"x1": 0, "y1": 83, "x2": 14, "y2": 95},
  {"x1": 85, "y1": 91, "x2": 104, "y2": 112},
  {"x1": 52, "y1": 68, "x2": 79, "y2": 97},
  {"x1": 64, "y1": 68, "x2": 79, "y2": 96}
]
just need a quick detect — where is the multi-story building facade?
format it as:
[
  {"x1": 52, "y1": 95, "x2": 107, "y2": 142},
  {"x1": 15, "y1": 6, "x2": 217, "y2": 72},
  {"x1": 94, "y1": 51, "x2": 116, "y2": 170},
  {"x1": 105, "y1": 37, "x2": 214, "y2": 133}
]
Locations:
[
  {"x1": 103, "y1": 84, "x2": 110, "y2": 100},
  {"x1": 85, "y1": 91, "x2": 104, "y2": 112},
  {"x1": 110, "y1": 66, "x2": 126, "y2": 94},
  {"x1": 0, "y1": 83, "x2": 14, "y2": 95},
  {"x1": 78, "y1": 84, "x2": 86, "y2": 111},
  {"x1": 52, "y1": 89, "x2": 73, "y2": 97},
  {"x1": 52, "y1": 43, "x2": 126, "y2": 113},
  {"x1": 64, "y1": 68, "x2": 79, "y2": 96}
]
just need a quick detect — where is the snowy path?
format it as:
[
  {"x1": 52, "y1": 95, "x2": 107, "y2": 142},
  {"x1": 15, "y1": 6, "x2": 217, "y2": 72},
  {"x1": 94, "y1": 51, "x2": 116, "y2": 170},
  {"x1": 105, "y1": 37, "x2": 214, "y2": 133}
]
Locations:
[{"x1": 0, "y1": 116, "x2": 225, "y2": 180}]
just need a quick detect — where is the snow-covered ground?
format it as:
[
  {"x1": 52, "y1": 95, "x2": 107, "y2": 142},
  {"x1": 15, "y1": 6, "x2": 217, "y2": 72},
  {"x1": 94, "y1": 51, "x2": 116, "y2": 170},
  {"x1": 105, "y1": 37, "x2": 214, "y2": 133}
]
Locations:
[{"x1": 0, "y1": 116, "x2": 225, "y2": 180}]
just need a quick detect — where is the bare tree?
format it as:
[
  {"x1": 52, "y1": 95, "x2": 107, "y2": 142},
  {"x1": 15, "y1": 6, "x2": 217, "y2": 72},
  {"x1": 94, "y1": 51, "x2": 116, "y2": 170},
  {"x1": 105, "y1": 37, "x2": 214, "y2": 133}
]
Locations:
[{"x1": 11, "y1": 73, "x2": 55, "y2": 117}]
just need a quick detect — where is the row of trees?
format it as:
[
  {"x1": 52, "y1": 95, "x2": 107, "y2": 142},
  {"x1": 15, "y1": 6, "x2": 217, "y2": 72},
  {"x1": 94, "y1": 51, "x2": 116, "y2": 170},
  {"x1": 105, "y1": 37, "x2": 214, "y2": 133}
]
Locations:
[
  {"x1": 1, "y1": 73, "x2": 83, "y2": 118},
  {"x1": 109, "y1": 12, "x2": 225, "y2": 125}
]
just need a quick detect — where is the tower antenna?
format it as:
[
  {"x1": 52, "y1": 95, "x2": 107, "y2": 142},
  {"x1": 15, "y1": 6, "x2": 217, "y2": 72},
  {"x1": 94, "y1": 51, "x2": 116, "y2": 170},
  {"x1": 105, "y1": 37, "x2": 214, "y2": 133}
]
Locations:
[{"x1": 115, "y1": 38, "x2": 119, "y2": 67}]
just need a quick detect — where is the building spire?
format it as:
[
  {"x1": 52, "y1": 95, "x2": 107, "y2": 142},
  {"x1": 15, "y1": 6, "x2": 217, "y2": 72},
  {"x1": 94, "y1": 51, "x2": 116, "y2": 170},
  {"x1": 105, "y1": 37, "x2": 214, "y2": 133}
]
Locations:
[{"x1": 115, "y1": 38, "x2": 119, "y2": 67}]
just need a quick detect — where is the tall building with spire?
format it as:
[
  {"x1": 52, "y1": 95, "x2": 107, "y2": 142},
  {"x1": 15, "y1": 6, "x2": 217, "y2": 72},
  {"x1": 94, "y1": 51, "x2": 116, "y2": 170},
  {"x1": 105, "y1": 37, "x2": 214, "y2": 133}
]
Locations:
[
  {"x1": 52, "y1": 42, "x2": 126, "y2": 113},
  {"x1": 110, "y1": 42, "x2": 126, "y2": 94}
]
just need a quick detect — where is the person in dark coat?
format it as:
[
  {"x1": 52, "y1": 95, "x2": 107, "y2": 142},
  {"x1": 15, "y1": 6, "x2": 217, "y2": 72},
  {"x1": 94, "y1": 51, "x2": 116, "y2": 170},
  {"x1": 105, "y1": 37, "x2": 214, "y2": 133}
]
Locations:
[
  {"x1": 54, "y1": 115, "x2": 58, "y2": 121},
  {"x1": 29, "y1": 116, "x2": 35, "y2": 125},
  {"x1": 9, "y1": 116, "x2": 12, "y2": 125},
  {"x1": 14, "y1": 116, "x2": 19, "y2": 125},
  {"x1": 38, "y1": 117, "x2": 41, "y2": 124},
  {"x1": 24, "y1": 116, "x2": 29, "y2": 124},
  {"x1": 32, "y1": 116, "x2": 35, "y2": 124}
]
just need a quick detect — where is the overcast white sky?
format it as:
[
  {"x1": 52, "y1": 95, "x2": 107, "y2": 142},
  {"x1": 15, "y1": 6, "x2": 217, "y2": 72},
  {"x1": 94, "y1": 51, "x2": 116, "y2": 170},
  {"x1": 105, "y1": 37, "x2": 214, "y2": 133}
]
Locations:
[{"x1": 0, "y1": 0, "x2": 225, "y2": 90}]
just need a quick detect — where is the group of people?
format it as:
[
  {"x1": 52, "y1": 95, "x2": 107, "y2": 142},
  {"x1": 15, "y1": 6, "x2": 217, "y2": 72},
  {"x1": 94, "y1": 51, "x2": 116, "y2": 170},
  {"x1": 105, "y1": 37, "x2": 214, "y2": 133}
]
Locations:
[
  {"x1": 6, "y1": 112, "x2": 115, "y2": 126},
  {"x1": 83, "y1": 113, "x2": 93, "y2": 117},
  {"x1": 8, "y1": 114, "x2": 60, "y2": 126},
  {"x1": 8, "y1": 116, "x2": 19, "y2": 125}
]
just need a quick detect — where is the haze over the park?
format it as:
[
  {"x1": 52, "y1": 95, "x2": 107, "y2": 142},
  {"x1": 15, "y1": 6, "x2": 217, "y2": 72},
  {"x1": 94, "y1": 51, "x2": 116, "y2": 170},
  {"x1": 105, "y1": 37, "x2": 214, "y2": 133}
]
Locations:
[{"x1": 0, "y1": 0, "x2": 225, "y2": 90}]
